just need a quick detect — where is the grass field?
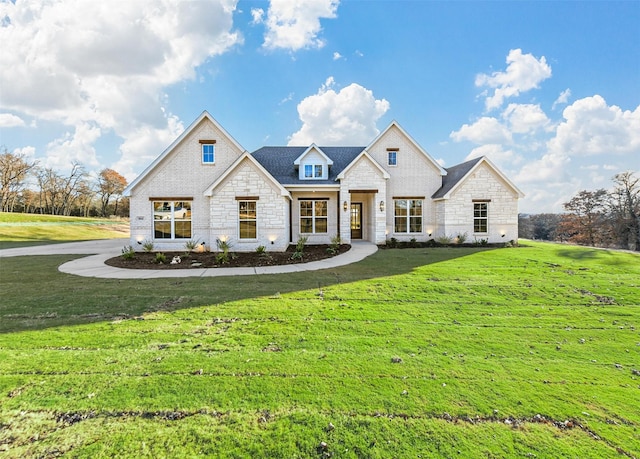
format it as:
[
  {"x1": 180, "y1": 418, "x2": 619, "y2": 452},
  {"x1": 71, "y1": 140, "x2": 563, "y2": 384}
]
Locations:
[
  {"x1": 0, "y1": 216, "x2": 639, "y2": 457},
  {"x1": 0, "y1": 212, "x2": 129, "y2": 249}
]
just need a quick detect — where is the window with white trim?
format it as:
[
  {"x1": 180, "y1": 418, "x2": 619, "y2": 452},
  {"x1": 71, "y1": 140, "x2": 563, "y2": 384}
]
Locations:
[
  {"x1": 474, "y1": 202, "x2": 488, "y2": 233},
  {"x1": 300, "y1": 200, "x2": 328, "y2": 233},
  {"x1": 394, "y1": 199, "x2": 422, "y2": 233},
  {"x1": 388, "y1": 151, "x2": 397, "y2": 166},
  {"x1": 303, "y1": 164, "x2": 323, "y2": 178},
  {"x1": 153, "y1": 201, "x2": 192, "y2": 239},
  {"x1": 202, "y1": 144, "x2": 215, "y2": 163},
  {"x1": 238, "y1": 200, "x2": 257, "y2": 239}
]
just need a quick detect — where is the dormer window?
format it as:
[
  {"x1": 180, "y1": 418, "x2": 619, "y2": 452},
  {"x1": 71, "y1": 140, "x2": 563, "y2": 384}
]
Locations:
[
  {"x1": 304, "y1": 164, "x2": 323, "y2": 178},
  {"x1": 295, "y1": 144, "x2": 332, "y2": 180}
]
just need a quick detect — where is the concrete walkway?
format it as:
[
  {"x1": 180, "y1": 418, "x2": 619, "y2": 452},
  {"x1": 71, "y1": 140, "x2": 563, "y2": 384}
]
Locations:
[{"x1": 0, "y1": 239, "x2": 378, "y2": 279}]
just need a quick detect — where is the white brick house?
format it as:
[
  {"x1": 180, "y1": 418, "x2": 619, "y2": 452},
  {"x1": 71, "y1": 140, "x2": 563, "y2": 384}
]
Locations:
[{"x1": 123, "y1": 111, "x2": 524, "y2": 251}]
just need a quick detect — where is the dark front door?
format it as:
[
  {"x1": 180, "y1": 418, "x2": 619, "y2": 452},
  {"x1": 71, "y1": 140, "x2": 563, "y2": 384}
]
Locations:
[{"x1": 350, "y1": 203, "x2": 362, "y2": 239}]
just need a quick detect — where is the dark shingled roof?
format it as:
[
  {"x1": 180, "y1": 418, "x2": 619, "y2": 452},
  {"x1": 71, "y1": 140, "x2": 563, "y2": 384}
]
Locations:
[
  {"x1": 431, "y1": 156, "x2": 483, "y2": 199},
  {"x1": 251, "y1": 146, "x2": 366, "y2": 185}
]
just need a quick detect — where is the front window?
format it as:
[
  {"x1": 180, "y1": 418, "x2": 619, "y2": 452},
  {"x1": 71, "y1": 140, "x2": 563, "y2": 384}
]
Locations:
[
  {"x1": 388, "y1": 151, "x2": 397, "y2": 166},
  {"x1": 202, "y1": 144, "x2": 215, "y2": 163},
  {"x1": 474, "y1": 202, "x2": 488, "y2": 233},
  {"x1": 238, "y1": 201, "x2": 257, "y2": 239},
  {"x1": 394, "y1": 199, "x2": 422, "y2": 233},
  {"x1": 153, "y1": 201, "x2": 192, "y2": 239},
  {"x1": 300, "y1": 200, "x2": 328, "y2": 233}
]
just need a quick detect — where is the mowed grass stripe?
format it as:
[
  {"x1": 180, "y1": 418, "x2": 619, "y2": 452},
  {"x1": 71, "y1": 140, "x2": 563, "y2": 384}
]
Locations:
[{"x1": 1, "y1": 241, "x2": 639, "y2": 457}]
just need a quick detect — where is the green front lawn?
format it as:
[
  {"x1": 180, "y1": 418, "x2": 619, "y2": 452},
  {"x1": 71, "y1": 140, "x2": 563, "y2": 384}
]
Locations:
[
  {"x1": 0, "y1": 242, "x2": 638, "y2": 457},
  {"x1": 0, "y1": 212, "x2": 129, "y2": 249}
]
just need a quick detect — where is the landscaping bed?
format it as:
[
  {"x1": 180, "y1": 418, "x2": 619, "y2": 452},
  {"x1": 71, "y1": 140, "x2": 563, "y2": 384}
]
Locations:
[{"x1": 105, "y1": 244, "x2": 351, "y2": 269}]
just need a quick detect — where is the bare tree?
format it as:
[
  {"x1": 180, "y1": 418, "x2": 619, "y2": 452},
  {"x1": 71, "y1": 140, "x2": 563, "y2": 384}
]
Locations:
[
  {"x1": 0, "y1": 149, "x2": 38, "y2": 212},
  {"x1": 35, "y1": 162, "x2": 87, "y2": 215},
  {"x1": 609, "y1": 171, "x2": 640, "y2": 251},
  {"x1": 96, "y1": 168, "x2": 127, "y2": 217}
]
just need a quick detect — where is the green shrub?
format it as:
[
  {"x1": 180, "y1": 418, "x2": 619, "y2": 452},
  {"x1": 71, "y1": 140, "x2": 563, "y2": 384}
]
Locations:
[
  {"x1": 184, "y1": 239, "x2": 201, "y2": 252},
  {"x1": 155, "y1": 252, "x2": 166, "y2": 264},
  {"x1": 256, "y1": 245, "x2": 267, "y2": 255},
  {"x1": 327, "y1": 234, "x2": 341, "y2": 255},
  {"x1": 121, "y1": 245, "x2": 135, "y2": 260},
  {"x1": 216, "y1": 238, "x2": 233, "y2": 264},
  {"x1": 436, "y1": 235, "x2": 453, "y2": 245},
  {"x1": 291, "y1": 236, "x2": 308, "y2": 260},
  {"x1": 387, "y1": 237, "x2": 398, "y2": 248},
  {"x1": 455, "y1": 232, "x2": 468, "y2": 244},
  {"x1": 141, "y1": 240, "x2": 154, "y2": 252}
]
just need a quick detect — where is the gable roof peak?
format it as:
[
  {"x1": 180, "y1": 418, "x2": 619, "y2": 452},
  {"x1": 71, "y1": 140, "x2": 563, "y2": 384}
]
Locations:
[
  {"x1": 293, "y1": 144, "x2": 334, "y2": 166},
  {"x1": 367, "y1": 120, "x2": 447, "y2": 176},
  {"x1": 123, "y1": 110, "x2": 246, "y2": 196}
]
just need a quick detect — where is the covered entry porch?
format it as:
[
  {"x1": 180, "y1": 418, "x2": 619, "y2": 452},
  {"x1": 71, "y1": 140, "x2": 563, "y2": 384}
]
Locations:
[{"x1": 340, "y1": 189, "x2": 387, "y2": 245}]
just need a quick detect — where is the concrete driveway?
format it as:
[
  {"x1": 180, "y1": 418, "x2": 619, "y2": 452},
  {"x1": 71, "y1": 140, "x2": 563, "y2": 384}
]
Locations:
[{"x1": 0, "y1": 239, "x2": 377, "y2": 279}]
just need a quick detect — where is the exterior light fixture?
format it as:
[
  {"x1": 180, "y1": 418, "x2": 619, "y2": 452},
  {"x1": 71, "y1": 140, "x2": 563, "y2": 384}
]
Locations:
[
  {"x1": 379, "y1": 200, "x2": 385, "y2": 212},
  {"x1": 343, "y1": 201, "x2": 348, "y2": 211},
  {"x1": 501, "y1": 231, "x2": 506, "y2": 238}
]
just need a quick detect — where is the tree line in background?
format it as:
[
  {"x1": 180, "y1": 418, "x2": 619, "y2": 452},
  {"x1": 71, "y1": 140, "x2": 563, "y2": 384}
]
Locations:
[
  {"x1": 519, "y1": 172, "x2": 640, "y2": 251},
  {"x1": 0, "y1": 149, "x2": 129, "y2": 218}
]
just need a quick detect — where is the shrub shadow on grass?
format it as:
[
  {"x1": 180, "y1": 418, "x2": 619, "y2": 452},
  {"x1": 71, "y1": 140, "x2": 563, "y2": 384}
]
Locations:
[{"x1": 0, "y1": 247, "x2": 494, "y2": 333}]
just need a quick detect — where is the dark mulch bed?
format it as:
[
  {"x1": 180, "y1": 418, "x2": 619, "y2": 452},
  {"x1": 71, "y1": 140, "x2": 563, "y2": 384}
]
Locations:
[{"x1": 105, "y1": 244, "x2": 351, "y2": 270}]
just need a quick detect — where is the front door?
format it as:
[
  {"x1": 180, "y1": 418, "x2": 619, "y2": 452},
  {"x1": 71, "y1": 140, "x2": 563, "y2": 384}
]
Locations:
[{"x1": 350, "y1": 203, "x2": 362, "y2": 239}]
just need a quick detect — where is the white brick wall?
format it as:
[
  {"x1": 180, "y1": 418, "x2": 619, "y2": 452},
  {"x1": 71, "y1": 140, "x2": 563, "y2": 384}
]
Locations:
[
  {"x1": 128, "y1": 117, "x2": 244, "y2": 251},
  {"x1": 366, "y1": 125, "x2": 443, "y2": 242},
  {"x1": 339, "y1": 156, "x2": 387, "y2": 244}
]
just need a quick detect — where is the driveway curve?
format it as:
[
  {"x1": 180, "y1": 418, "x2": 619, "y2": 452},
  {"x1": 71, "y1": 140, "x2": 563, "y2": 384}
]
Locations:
[{"x1": 0, "y1": 239, "x2": 378, "y2": 279}]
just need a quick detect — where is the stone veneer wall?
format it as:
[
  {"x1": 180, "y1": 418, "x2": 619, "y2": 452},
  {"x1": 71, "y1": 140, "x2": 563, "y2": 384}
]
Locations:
[
  {"x1": 209, "y1": 159, "x2": 289, "y2": 252},
  {"x1": 442, "y1": 163, "x2": 519, "y2": 243}
]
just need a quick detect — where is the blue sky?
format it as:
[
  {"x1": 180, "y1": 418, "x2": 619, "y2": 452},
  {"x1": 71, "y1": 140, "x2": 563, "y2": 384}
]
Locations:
[{"x1": 1, "y1": 0, "x2": 639, "y2": 213}]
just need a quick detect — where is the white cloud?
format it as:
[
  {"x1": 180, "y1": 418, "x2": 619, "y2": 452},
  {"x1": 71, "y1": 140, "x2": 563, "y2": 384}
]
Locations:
[
  {"x1": 333, "y1": 51, "x2": 343, "y2": 60},
  {"x1": 12, "y1": 146, "x2": 36, "y2": 159},
  {"x1": 552, "y1": 88, "x2": 571, "y2": 110},
  {"x1": 113, "y1": 115, "x2": 185, "y2": 182},
  {"x1": 45, "y1": 123, "x2": 102, "y2": 170},
  {"x1": 475, "y1": 49, "x2": 552, "y2": 111},
  {"x1": 450, "y1": 117, "x2": 512, "y2": 144},
  {"x1": 0, "y1": 0, "x2": 241, "y2": 172},
  {"x1": 501, "y1": 103, "x2": 551, "y2": 134},
  {"x1": 465, "y1": 144, "x2": 522, "y2": 168},
  {"x1": 548, "y1": 95, "x2": 640, "y2": 157},
  {"x1": 261, "y1": 0, "x2": 339, "y2": 51},
  {"x1": 251, "y1": 7, "x2": 265, "y2": 24},
  {"x1": 0, "y1": 113, "x2": 25, "y2": 128},
  {"x1": 288, "y1": 77, "x2": 390, "y2": 145}
]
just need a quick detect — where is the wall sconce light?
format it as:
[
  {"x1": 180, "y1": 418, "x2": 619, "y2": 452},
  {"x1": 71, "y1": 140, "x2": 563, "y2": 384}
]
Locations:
[
  {"x1": 343, "y1": 201, "x2": 348, "y2": 211},
  {"x1": 136, "y1": 240, "x2": 142, "y2": 245},
  {"x1": 428, "y1": 232, "x2": 432, "y2": 237},
  {"x1": 501, "y1": 231, "x2": 506, "y2": 238},
  {"x1": 379, "y1": 200, "x2": 385, "y2": 212},
  {"x1": 269, "y1": 236, "x2": 276, "y2": 245}
]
